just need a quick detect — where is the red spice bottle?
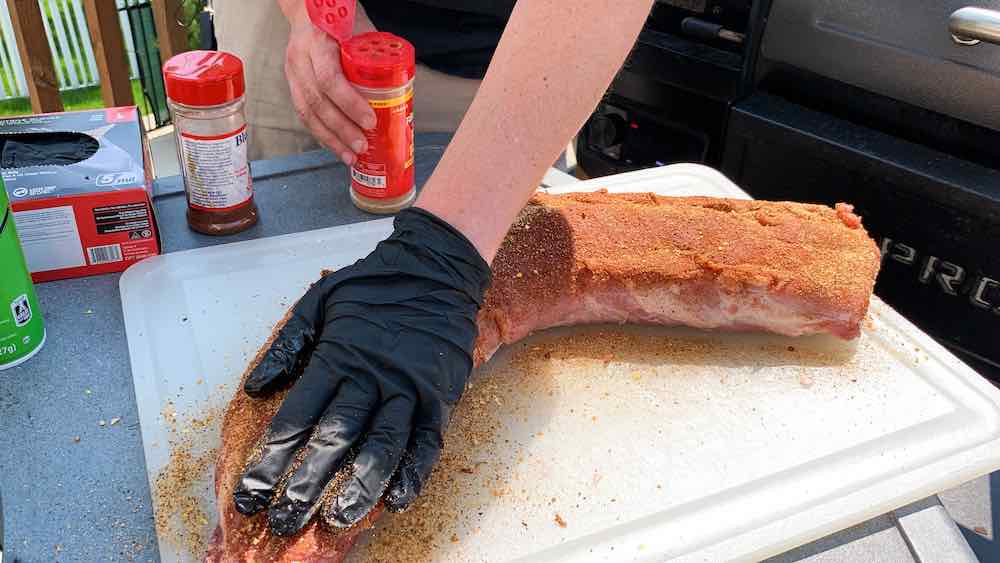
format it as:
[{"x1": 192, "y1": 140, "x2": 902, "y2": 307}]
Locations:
[
  {"x1": 164, "y1": 51, "x2": 259, "y2": 235},
  {"x1": 340, "y1": 32, "x2": 416, "y2": 214}
]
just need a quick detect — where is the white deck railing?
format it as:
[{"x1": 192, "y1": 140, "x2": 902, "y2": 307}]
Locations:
[{"x1": 0, "y1": 0, "x2": 143, "y2": 100}]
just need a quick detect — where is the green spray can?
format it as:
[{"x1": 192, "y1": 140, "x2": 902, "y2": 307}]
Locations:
[{"x1": 0, "y1": 176, "x2": 45, "y2": 370}]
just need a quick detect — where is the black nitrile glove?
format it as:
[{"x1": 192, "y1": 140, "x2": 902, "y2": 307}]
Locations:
[
  {"x1": 1, "y1": 132, "x2": 99, "y2": 168},
  {"x1": 232, "y1": 207, "x2": 491, "y2": 537}
]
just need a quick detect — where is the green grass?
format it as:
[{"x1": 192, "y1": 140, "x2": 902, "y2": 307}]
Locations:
[{"x1": 0, "y1": 79, "x2": 151, "y2": 117}]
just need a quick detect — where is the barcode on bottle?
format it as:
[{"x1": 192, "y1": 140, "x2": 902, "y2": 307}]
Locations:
[
  {"x1": 352, "y1": 168, "x2": 386, "y2": 189},
  {"x1": 87, "y1": 243, "x2": 123, "y2": 265}
]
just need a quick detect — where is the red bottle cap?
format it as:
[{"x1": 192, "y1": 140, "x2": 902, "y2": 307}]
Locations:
[
  {"x1": 163, "y1": 51, "x2": 246, "y2": 107},
  {"x1": 306, "y1": 0, "x2": 356, "y2": 44},
  {"x1": 340, "y1": 32, "x2": 416, "y2": 89}
]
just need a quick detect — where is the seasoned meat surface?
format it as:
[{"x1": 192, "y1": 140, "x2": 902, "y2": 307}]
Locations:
[{"x1": 207, "y1": 191, "x2": 880, "y2": 562}]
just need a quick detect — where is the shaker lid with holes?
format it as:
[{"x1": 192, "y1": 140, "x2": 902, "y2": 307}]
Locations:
[
  {"x1": 307, "y1": 0, "x2": 357, "y2": 43},
  {"x1": 340, "y1": 32, "x2": 416, "y2": 89}
]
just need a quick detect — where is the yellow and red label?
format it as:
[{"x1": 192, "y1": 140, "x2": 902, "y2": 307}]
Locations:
[{"x1": 351, "y1": 90, "x2": 414, "y2": 199}]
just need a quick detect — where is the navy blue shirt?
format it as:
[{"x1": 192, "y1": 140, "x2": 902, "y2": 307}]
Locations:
[{"x1": 361, "y1": 0, "x2": 516, "y2": 79}]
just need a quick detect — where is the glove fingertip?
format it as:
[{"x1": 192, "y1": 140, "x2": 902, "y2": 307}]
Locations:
[
  {"x1": 242, "y1": 372, "x2": 272, "y2": 397},
  {"x1": 268, "y1": 498, "x2": 315, "y2": 537},
  {"x1": 384, "y1": 488, "x2": 414, "y2": 513},
  {"x1": 242, "y1": 316, "x2": 316, "y2": 397},
  {"x1": 233, "y1": 488, "x2": 270, "y2": 515},
  {"x1": 243, "y1": 364, "x2": 285, "y2": 397},
  {"x1": 383, "y1": 468, "x2": 421, "y2": 513},
  {"x1": 324, "y1": 493, "x2": 372, "y2": 529}
]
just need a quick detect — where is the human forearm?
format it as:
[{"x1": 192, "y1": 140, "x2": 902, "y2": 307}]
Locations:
[{"x1": 416, "y1": 0, "x2": 654, "y2": 262}]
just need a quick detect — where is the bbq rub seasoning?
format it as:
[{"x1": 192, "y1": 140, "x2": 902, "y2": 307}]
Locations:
[
  {"x1": 341, "y1": 32, "x2": 416, "y2": 214},
  {"x1": 0, "y1": 177, "x2": 45, "y2": 370},
  {"x1": 164, "y1": 51, "x2": 258, "y2": 235}
]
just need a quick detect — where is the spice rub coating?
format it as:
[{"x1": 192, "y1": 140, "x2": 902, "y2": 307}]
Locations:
[
  {"x1": 207, "y1": 191, "x2": 880, "y2": 561},
  {"x1": 474, "y1": 191, "x2": 880, "y2": 362}
]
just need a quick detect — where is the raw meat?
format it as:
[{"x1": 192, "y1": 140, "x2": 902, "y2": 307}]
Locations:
[
  {"x1": 206, "y1": 191, "x2": 881, "y2": 562},
  {"x1": 474, "y1": 192, "x2": 881, "y2": 363}
]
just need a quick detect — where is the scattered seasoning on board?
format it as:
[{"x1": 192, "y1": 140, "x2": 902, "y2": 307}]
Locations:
[
  {"x1": 152, "y1": 400, "x2": 224, "y2": 557},
  {"x1": 352, "y1": 328, "x2": 863, "y2": 561}
]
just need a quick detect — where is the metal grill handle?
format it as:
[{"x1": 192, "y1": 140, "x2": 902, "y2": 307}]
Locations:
[{"x1": 949, "y1": 7, "x2": 1000, "y2": 45}]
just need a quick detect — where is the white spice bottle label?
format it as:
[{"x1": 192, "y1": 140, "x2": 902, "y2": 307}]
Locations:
[{"x1": 180, "y1": 125, "x2": 253, "y2": 210}]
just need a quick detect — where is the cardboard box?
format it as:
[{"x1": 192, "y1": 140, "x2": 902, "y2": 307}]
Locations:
[{"x1": 0, "y1": 107, "x2": 160, "y2": 282}]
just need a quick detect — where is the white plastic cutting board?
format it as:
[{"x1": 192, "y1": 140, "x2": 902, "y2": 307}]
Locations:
[{"x1": 122, "y1": 164, "x2": 1000, "y2": 563}]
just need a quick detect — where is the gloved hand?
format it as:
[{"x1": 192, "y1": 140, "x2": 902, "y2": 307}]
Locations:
[{"x1": 232, "y1": 207, "x2": 491, "y2": 536}]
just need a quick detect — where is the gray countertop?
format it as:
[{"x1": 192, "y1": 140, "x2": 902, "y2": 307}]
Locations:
[{"x1": 0, "y1": 134, "x2": 992, "y2": 562}]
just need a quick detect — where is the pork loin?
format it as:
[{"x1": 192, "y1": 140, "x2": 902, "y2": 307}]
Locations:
[{"x1": 206, "y1": 191, "x2": 881, "y2": 562}]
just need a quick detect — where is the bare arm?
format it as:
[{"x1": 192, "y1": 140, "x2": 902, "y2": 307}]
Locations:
[{"x1": 416, "y1": 0, "x2": 654, "y2": 262}]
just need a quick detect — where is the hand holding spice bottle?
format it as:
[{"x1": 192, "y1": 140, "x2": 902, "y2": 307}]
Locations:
[
  {"x1": 280, "y1": 0, "x2": 377, "y2": 165},
  {"x1": 306, "y1": 0, "x2": 417, "y2": 213}
]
